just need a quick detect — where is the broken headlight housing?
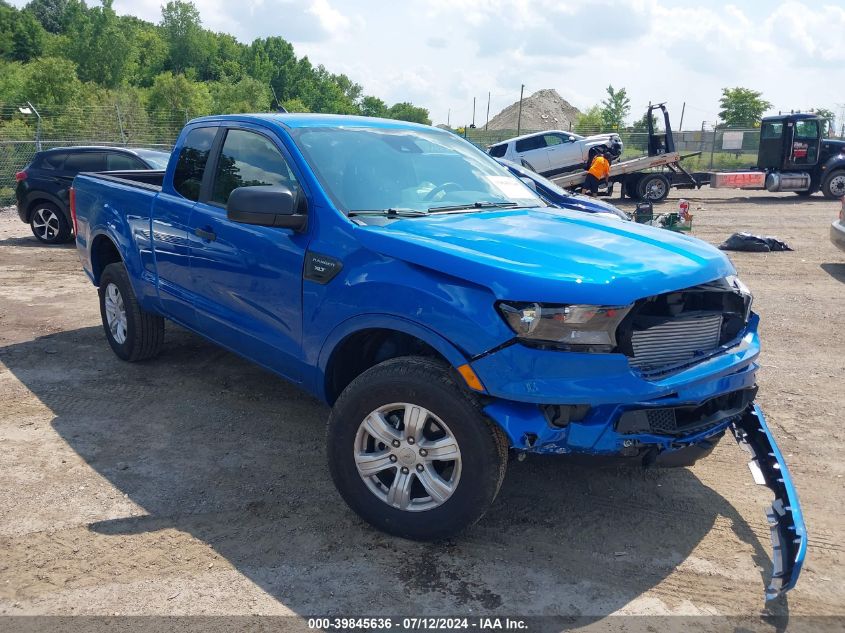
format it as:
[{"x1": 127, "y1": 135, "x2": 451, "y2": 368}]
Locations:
[{"x1": 496, "y1": 302, "x2": 632, "y2": 351}]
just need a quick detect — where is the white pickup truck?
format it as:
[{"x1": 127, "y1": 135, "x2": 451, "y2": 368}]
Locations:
[{"x1": 488, "y1": 130, "x2": 623, "y2": 177}]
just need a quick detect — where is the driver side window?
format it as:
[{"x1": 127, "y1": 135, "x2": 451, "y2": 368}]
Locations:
[{"x1": 211, "y1": 129, "x2": 300, "y2": 205}]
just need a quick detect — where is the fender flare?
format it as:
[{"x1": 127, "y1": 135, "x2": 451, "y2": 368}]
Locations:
[
  {"x1": 22, "y1": 190, "x2": 67, "y2": 222},
  {"x1": 314, "y1": 313, "x2": 470, "y2": 402}
]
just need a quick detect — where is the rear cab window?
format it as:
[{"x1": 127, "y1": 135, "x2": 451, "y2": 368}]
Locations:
[
  {"x1": 173, "y1": 127, "x2": 217, "y2": 201},
  {"x1": 488, "y1": 144, "x2": 507, "y2": 158}
]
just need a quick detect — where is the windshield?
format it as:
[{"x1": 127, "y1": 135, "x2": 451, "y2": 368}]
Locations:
[
  {"x1": 290, "y1": 126, "x2": 545, "y2": 214},
  {"x1": 133, "y1": 149, "x2": 170, "y2": 169}
]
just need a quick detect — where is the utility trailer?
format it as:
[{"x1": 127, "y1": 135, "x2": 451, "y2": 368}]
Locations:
[{"x1": 550, "y1": 104, "x2": 699, "y2": 203}]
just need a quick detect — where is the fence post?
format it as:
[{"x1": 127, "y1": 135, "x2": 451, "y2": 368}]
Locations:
[
  {"x1": 115, "y1": 104, "x2": 127, "y2": 146},
  {"x1": 709, "y1": 127, "x2": 718, "y2": 170}
]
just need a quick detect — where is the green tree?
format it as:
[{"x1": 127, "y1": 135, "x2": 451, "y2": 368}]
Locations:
[
  {"x1": 12, "y1": 10, "x2": 46, "y2": 62},
  {"x1": 360, "y1": 96, "x2": 388, "y2": 118},
  {"x1": 62, "y1": 0, "x2": 131, "y2": 87},
  {"x1": 124, "y1": 20, "x2": 168, "y2": 86},
  {"x1": 718, "y1": 87, "x2": 772, "y2": 128},
  {"x1": 0, "y1": 60, "x2": 26, "y2": 104},
  {"x1": 386, "y1": 102, "x2": 430, "y2": 125},
  {"x1": 600, "y1": 85, "x2": 630, "y2": 130},
  {"x1": 629, "y1": 110, "x2": 658, "y2": 150},
  {"x1": 815, "y1": 107, "x2": 835, "y2": 137},
  {"x1": 210, "y1": 76, "x2": 270, "y2": 113},
  {"x1": 21, "y1": 56, "x2": 82, "y2": 105},
  {"x1": 23, "y1": 0, "x2": 69, "y2": 33},
  {"x1": 574, "y1": 105, "x2": 603, "y2": 135},
  {"x1": 160, "y1": 0, "x2": 206, "y2": 73},
  {"x1": 281, "y1": 97, "x2": 309, "y2": 113},
  {"x1": 148, "y1": 71, "x2": 212, "y2": 118}
]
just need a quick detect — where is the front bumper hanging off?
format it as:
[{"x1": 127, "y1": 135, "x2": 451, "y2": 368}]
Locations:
[{"x1": 730, "y1": 405, "x2": 807, "y2": 600}]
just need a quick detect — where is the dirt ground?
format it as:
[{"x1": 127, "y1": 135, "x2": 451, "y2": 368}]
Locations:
[{"x1": 0, "y1": 189, "x2": 843, "y2": 623}]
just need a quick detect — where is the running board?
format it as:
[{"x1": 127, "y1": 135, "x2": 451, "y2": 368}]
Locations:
[{"x1": 730, "y1": 405, "x2": 807, "y2": 600}]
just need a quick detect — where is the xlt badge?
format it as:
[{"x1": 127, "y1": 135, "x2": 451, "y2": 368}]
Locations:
[{"x1": 304, "y1": 251, "x2": 343, "y2": 284}]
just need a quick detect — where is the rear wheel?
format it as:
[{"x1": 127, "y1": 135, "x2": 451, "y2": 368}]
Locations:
[
  {"x1": 98, "y1": 262, "x2": 164, "y2": 361},
  {"x1": 29, "y1": 202, "x2": 71, "y2": 244},
  {"x1": 637, "y1": 173, "x2": 670, "y2": 202},
  {"x1": 821, "y1": 169, "x2": 845, "y2": 199},
  {"x1": 327, "y1": 356, "x2": 508, "y2": 540}
]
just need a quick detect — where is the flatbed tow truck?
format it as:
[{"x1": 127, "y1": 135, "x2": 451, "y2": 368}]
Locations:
[{"x1": 551, "y1": 103, "x2": 699, "y2": 203}]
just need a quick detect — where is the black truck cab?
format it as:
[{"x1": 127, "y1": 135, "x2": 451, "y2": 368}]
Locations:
[{"x1": 757, "y1": 113, "x2": 845, "y2": 198}]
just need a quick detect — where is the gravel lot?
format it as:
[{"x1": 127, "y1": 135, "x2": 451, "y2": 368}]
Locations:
[{"x1": 0, "y1": 189, "x2": 843, "y2": 622}]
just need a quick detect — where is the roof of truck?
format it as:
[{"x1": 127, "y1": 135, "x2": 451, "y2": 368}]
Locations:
[{"x1": 191, "y1": 113, "x2": 434, "y2": 131}]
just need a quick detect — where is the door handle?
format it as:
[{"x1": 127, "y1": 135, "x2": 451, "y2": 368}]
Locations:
[{"x1": 194, "y1": 227, "x2": 216, "y2": 242}]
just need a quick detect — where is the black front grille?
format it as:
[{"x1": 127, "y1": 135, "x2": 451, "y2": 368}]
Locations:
[{"x1": 616, "y1": 387, "x2": 757, "y2": 436}]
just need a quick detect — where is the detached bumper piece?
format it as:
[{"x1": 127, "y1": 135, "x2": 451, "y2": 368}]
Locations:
[{"x1": 730, "y1": 405, "x2": 807, "y2": 600}]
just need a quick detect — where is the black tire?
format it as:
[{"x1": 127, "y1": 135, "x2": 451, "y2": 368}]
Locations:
[
  {"x1": 821, "y1": 169, "x2": 845, "y2": 200},
  {"x1": 327, "y1": 356, "x2": 508, "y2": 541},
  {"x1": 637, "y1": 173, "x2": 670, "y2": 202},
  {"x1": 29, "y1": 202, "x2": 71, "y2": 244},
  {"x1": 794, "y1": 190, "x2": 814, "y2": 197},
  {"x1": 623, "y1": 175, "x2": 642, "y2": 199},
  {"x1": 98, "y1": 262, "x2": 165, "y2": 362}
]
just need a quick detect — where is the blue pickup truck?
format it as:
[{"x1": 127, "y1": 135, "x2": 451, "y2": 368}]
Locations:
[{"x1": 70, "y1": 114, "x2": 805, "y2": 599}]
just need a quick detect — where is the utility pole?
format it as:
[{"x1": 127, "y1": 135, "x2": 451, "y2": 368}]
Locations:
[
  {"x1": 471, "y1": 97, "x2": 476, "y2": 128},
  {"x1": 447, "y1": 108, "x2": 450, "y2": 128},
  {"x1": 516, "y1": 84, "x2": 525, "y2": 136},
  {"x1": 678, "y1": 101, "x2": 686, "y2": 131},
  {"x1": 485, "y1": 91, "x2": 491, "y2": 131}
]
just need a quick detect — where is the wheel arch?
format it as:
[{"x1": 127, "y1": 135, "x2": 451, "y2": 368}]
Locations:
[
  {"x1": 317, "y1": 315, "x2": 470, "y2": 405},
  {"x1": 89, "y1": 233, "x2": 124, "y2": 286},
  {"x1": 25, "y1": 192, "x2": 66, "y2": 222}
]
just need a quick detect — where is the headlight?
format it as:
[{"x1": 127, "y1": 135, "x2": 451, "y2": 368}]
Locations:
[
  {"x1": 497, "y1": 302, "x2": 631, "y2": 351},
  {"x1": 726, "y1": 274, "x2": 753, "y2": 318}
]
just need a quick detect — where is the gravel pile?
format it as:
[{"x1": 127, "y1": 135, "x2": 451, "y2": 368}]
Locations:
[{"x1": 487, "y1": 88, "x2": 581, "y2": 132}]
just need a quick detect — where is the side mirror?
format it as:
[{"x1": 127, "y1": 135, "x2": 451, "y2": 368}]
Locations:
[
  {"x1": 226, "y1": 185, "x2": 306, "y2": 230},
  {"x1": 568, "y1": 136, "x2": 576, "y2": 142}
]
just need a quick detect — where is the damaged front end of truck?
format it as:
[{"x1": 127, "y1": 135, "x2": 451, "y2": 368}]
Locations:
[{"x1": 472, "y1": 279, "x2": 806, "y2": 601}]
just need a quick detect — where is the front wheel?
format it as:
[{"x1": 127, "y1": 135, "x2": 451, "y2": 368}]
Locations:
[
  {"x1": 821, "y1": 169, "x2": 845, "y2": 199},
  {"x1": 327, "y1": 356, "x2": 508, "y2": 540}
]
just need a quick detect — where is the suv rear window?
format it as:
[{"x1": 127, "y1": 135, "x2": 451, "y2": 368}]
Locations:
[
  {"x1": 63, "y1": 152, "x2": 107, "y2": 172},
  {"x1": 515, "y1": 136, "x2": 546, "y2": 153},
  {"x1": 36, "y1": 152, "x2": 68, "y2": 170},
  {"x1": 106, "y1": 152, "x2": 147, "y2": 170},
  {"x1": 173, "y1": 127, "x2": 217, "y2": 201},
  {"x1": 488, "y1": 144, "x2": 507, "y2": 158}
]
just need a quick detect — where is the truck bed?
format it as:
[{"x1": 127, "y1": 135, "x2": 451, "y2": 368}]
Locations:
[{"x1": 78, "y1": 169, "x2": 166, "y2": 191}]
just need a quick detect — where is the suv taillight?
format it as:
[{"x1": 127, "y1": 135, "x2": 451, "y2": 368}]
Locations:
[
  {"x1": 69, "y1": 187, "x2": 78, "y2": 235},
  {"x1": 14, "y1": 171, "x2": 27, "y2": 182}
]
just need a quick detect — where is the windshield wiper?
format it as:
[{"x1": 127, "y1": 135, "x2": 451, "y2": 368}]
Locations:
[
  {"x1": 428, "y1": 201, "x2": 519, "y2": 212},
  {"x1": 348, "y1": 208, "x2": 429, "y2": 217}
]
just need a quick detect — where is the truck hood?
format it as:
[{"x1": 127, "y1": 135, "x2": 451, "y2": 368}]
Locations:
[{"x1": 354, "y1": 208, "x2": 734, "y2": 304}]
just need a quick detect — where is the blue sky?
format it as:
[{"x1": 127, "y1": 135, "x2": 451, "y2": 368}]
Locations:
[{"x1": 11, "y1": 0, "x2": 845, "y2": 129}]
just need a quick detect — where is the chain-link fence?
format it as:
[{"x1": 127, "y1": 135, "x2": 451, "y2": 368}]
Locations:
[{"x1": 0, "y1": 103, "x2": 188, "y2": 206}]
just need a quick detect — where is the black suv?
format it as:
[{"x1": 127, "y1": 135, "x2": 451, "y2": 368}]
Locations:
[{"x1": 15, "y1": 146, "x2": 169, "y2": 244}]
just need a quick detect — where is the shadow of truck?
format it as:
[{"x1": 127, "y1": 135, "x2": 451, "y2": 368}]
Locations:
[{"x1": 0, "y1": 323, "x2": 785, "y2": 621}]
